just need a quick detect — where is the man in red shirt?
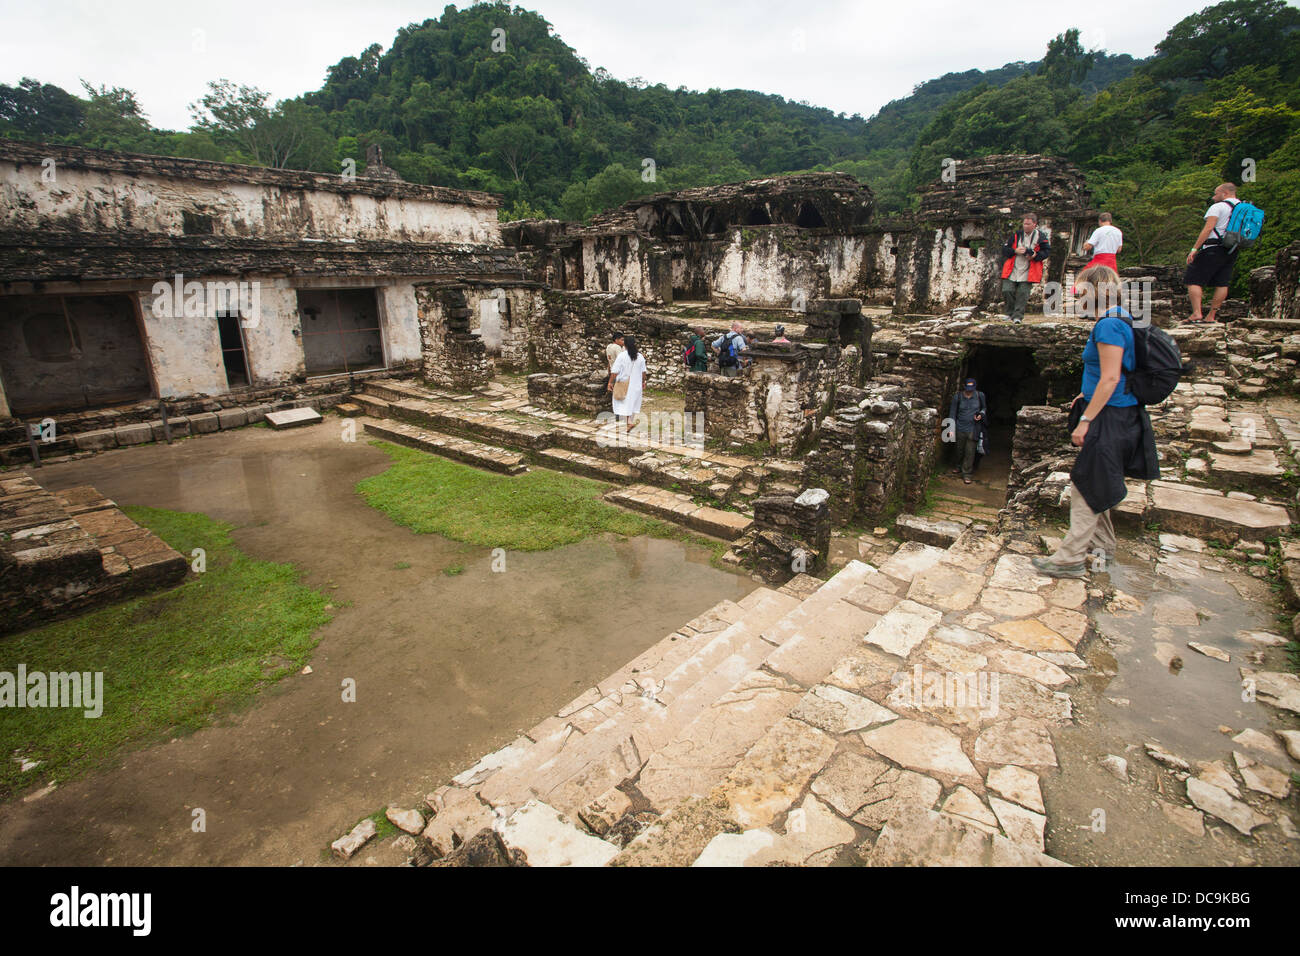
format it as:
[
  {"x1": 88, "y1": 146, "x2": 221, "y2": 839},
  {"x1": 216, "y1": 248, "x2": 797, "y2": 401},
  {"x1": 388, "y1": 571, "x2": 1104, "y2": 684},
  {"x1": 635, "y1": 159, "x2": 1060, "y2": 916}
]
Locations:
[{"x1": 1000, "y1": 213, "x2": 1051, "y2": 324}]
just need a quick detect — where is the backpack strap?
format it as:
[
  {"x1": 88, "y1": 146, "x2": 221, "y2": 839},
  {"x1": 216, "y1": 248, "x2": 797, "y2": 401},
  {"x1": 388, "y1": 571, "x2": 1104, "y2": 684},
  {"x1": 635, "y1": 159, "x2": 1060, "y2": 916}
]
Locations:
[
  {"x1": 1103, "y1": 307, "x2": 1145, "y2": 396},
  {"x1": 1210, "y1": 198, "x2": 1239, "y2": 241}
]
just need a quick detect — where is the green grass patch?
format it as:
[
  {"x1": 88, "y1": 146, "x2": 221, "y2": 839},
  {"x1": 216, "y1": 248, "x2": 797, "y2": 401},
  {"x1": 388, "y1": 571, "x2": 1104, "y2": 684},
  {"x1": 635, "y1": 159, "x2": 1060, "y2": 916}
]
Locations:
[
  {"x1": 357, "y1": 441, "x2": 726, "y2": 558},
  {"x1": 0, "y1": 507, "x2": 331, "y2": 800}
]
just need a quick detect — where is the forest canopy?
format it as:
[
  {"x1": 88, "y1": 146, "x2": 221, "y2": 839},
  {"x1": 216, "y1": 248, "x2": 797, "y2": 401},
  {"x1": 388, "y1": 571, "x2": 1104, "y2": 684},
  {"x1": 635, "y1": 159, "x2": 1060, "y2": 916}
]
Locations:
[{"x1": 3, "y1": 0, "x2": 1298, "y2": 293}]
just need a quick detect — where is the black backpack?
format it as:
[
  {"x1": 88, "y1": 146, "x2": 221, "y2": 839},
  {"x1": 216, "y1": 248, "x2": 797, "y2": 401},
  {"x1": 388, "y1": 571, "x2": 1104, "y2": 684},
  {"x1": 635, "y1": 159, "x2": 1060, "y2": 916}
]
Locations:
[
  {"x1": 718, "y1": 332, "x2": 741, "y2": 368},
  {"x1": 1106, "y1": 308, "x2": 1184, "y2": 405}
]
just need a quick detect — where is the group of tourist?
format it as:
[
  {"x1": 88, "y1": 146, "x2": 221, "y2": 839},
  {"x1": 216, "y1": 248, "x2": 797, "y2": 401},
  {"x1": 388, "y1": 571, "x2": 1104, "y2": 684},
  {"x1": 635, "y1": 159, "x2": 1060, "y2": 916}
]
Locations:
[
  {"x1": 1000, "y1": 183, "x2": 1247, "y2": 325},
  {"x1": 981, "y1": 184, "x2": 1256, "y2": 576},
  {"x1": 606, "y1": 185, "x2": 1247, "y2": 577},
  {"x1": 603, "y1": 320, "x2": 794, "y2": 421}
]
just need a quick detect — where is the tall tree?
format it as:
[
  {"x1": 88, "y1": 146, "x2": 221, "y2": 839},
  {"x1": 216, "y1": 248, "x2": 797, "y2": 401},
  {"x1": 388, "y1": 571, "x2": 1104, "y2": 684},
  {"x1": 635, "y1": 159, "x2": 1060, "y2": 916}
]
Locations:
[{"x1": 1038, "y1": 29, "x2": 1096, "y2": 88}]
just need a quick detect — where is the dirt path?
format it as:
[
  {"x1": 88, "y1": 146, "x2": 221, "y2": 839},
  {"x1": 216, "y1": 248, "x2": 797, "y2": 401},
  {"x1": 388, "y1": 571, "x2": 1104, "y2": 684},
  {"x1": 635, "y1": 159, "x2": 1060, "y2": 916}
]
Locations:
[{"x1": 0, "y1": 426, "x2": 755, "y2": 865}]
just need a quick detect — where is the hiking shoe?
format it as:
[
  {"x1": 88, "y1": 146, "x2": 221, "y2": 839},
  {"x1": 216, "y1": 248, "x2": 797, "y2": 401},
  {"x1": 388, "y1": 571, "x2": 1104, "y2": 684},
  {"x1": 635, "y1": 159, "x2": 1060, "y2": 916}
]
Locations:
[{"x1": 1031, "y1": 556, "x2": 1086, "y2": 578}]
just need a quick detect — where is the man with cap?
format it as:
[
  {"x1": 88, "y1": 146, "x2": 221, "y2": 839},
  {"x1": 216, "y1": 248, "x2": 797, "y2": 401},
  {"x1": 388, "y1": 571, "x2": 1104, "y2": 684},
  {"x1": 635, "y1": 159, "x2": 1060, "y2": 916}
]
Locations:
[{"x1": 948, "y1": 377, "x2": 987, "y2": 484}]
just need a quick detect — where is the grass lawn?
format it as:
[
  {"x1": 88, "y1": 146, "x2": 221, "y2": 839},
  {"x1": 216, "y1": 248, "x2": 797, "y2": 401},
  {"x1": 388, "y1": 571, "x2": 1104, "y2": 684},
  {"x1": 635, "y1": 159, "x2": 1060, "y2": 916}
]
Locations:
[
  {"x1": 356, "y1": 440, "x2": 724, "y2": 554},
  {"x1": 0, "y1": 507, "x2": 331, "y2": 800}
]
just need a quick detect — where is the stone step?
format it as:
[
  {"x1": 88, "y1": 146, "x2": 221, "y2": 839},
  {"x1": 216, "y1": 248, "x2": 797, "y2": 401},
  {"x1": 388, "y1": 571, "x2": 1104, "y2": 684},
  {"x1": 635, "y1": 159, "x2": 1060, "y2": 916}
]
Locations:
[
  {"x1": 443, "y1": 599, "x2": 757, "y2": 794},
  {"x1": 475, "y1": 588, "x2": 803, "y2": 812},
  {"x1": 1207, "y1": 448, "x2": 1290, "y2": 493},
  {"x1": 603, "y1": 484, "x2": 753, "y2": 540},
  {"x1": 2, "y1": 477, "x2": 187, "y2": 636},
  {"x1": 1147, "y1": 479, "x2": 1292, "y2": 541},
  {"x1": 535, "y1": 448, "x2": 635, "y2": 483},
  {"x1": 387, "y1": 397, "x2": 554, "y2": 451},
  {"x1": 896, "y1": 514, "x2": 965, "y2": 547},
  {"x1": 363, "y1": 420, "x2": 528, "y2": 475},
  {"x1": 634, "y1": 561, "x2": 884, "y2": 815},
  {"x1": 350, "y1": 394, "x2": 392, "y2": 418}
]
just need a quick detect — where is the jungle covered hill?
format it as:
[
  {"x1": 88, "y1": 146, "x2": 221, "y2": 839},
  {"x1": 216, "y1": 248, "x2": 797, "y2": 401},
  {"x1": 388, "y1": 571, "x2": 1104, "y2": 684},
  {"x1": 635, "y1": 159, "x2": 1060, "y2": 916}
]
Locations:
[{"x1": 3, "y1": 0, "x2": 1299, "y2": 290}]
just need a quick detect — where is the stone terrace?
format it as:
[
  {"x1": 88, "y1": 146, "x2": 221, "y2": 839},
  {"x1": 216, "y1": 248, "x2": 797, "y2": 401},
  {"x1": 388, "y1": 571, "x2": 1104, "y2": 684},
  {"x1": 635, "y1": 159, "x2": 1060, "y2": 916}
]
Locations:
[
  {"x1": 338, "y1": 529, "x2": 1137, "y2": 866},
  {"x1": 1, "y1": 475, "x2": 187, "y2": 635}
]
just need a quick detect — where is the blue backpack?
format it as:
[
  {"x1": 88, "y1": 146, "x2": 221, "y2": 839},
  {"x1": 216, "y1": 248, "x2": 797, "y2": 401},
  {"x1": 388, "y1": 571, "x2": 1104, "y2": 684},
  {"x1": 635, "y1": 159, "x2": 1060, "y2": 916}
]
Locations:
[{"x1": 1220, "y1": 199, "x2": 1265, "y2": 252}]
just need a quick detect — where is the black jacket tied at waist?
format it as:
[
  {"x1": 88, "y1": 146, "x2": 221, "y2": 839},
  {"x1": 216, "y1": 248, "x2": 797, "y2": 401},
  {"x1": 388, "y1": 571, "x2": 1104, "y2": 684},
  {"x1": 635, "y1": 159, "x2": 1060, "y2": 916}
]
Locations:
[{"x1": 1069, "y1": 403, "x2": 1160, "y2": 514}]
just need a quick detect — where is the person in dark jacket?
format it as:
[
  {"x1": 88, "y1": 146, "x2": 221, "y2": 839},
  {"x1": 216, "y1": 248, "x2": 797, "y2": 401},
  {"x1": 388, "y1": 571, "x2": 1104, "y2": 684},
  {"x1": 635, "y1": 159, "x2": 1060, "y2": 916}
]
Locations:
[
  {"x1": 1032, "y1": 264, "x2": 1159, "y2": 578},
  {"x1": 948, "y1": 377, "x2": 986, "y2": 484},
  {"x1": 1000, "y1": 213, "x2": 1051, "y2": 324},
  {"x1": 686, "y1": 327, "x2": 709, "y2": 372}
]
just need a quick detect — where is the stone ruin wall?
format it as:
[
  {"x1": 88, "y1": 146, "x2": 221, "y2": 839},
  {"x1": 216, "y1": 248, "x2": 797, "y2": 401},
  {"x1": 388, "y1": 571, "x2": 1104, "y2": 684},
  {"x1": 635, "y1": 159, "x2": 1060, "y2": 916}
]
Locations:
[
  {"x1": 1, "y1": 140, "x2": 501, "y2": 246},
  {"x1": 525, "y1": 371, "x2": 608, "y2": 416},
  {"x1": 1251, "y1": 240, "x2": 1300, "y2": 321},
  {"x1": 414, "y1": 285, "x2": 493, "y2": 391},
  {"x1": 681, "y1": 343, "x2": 834, "y2": 455},
  {"x1": 732, "y1": 488, "x2": 834, "y2": 583},
  {"x1": 803, "y1": 383, "x2": 939, "y2": 526}
]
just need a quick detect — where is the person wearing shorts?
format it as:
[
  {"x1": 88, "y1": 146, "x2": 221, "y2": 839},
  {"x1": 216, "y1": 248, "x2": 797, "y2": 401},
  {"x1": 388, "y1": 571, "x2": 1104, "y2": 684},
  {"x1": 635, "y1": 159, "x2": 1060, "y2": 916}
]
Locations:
[{"x1": 1184, "y1": 183, "x2": 1240, "y2": 324}]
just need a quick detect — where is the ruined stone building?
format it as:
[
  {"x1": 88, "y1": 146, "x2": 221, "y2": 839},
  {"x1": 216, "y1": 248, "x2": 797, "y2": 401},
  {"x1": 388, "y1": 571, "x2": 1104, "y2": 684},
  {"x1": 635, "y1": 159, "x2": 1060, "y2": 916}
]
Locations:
[
  {"x1": 0, "y1": 139, "x2": 521, "y2": 423},
  {"x1": 3, "y1": 142, "x2": 1297, "y2": 582}
]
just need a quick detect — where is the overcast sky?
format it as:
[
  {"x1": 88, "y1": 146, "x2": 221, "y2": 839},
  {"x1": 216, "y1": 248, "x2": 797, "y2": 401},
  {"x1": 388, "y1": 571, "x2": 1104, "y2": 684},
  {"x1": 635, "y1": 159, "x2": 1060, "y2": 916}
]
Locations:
[{"x1": 1, "y1": 0, "x2": 1221, "y2": 131}]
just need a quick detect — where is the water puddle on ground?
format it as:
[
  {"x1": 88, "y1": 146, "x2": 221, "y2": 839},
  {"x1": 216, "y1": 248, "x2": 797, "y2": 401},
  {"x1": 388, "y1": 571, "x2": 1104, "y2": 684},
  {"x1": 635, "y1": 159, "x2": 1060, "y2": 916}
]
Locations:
[
  {"x1": 0, "y1": 426, "x2": 756, "y2": 865},
  {"x1": 1045, "y1": 540, "x2": 1299, "y2": 866}
]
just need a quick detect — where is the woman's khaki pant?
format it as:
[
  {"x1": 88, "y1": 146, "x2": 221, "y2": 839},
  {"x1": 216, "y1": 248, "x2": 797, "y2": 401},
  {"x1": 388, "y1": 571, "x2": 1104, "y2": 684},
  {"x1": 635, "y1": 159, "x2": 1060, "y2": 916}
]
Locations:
[{"x1": 1049, "y1": 481, "x2": 1118, "y2": 568}]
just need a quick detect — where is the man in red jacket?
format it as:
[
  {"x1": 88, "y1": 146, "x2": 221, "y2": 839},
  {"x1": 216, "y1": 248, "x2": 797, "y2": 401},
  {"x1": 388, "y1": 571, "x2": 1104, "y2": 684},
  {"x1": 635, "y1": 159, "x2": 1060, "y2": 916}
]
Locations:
[{"x1": 1000, "y1": 213, "x2": 1051, "y2": 324}]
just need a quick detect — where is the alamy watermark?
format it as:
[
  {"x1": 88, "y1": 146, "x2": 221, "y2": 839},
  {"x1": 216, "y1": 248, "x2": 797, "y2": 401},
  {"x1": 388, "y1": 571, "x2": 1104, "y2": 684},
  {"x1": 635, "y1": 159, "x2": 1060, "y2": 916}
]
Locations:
[
  {"x1": 151, "y1": 273, "x2": 260, "y2": 327},
  {"x1": 1, "y1": 665, "x2": 103, "y2": 718},
  {"x1": 890, "y1": 664, "x2": 1000, "y2": 717},
  {"x1": 596, "y1": 411, "x2": 705, "y2": 449}
]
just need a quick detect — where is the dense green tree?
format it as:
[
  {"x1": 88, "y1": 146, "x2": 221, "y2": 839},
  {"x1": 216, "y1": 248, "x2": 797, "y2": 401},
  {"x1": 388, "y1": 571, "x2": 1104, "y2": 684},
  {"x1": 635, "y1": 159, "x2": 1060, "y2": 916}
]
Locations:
[
  {"x1": 1142, "y1": 0, "x2": 1300, "y2": 83},
  {"x1": 0, "y1": 78, "x2": 84, "y2": 139},
  {"x1": 1039, "y1": 29, "x2": 1096, "y2": 89}
]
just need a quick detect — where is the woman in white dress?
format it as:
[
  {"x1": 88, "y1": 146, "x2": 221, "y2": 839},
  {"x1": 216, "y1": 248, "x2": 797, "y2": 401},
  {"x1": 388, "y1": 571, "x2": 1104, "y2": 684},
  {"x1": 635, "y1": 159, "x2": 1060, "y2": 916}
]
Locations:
[{"x1": 607, "y1": 333, "x2": 647, "y2": 424}]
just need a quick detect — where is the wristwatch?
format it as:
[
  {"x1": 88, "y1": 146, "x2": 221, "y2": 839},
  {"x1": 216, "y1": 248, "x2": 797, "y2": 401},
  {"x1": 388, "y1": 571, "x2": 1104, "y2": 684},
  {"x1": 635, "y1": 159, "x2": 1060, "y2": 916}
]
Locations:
[{"x1": 1079, "y1": 414, "x2": 1092, "y2": 424}]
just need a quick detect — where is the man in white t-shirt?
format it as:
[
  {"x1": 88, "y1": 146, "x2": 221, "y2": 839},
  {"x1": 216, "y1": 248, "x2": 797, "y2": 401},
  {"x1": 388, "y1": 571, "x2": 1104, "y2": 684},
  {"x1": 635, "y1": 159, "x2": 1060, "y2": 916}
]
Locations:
[
  {"x1": 1082, "y1": 213, "x2": 1123, "y2": 271},
  {"x1": 605, "y1": 332, "x2": 624, "y2": 370},
  {"x1": 1183, "y1": 182, "x2": 1240, "y2": 324}
]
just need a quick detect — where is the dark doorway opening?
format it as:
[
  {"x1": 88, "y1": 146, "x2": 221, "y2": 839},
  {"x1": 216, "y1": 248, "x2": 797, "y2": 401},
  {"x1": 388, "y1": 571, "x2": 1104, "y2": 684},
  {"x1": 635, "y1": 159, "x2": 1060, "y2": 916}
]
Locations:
[
  {"x1": 795, "y1": 203, "x2": 826, "y2": 228},
  {"x1": 671, "y1": 256, "x2": 709, "y2": 302},
  {"x1": 298, "y1": 288, "x2": 385, "y2": 376},
  {"x1": 838, "y1": 313, "x2": 863, "y2": 347},
  {"x1": 0, "y1": 293, "x2": 153, "y2": 416},
  {"x1": 745, "y1": 206, "x2": 772, "y2": 226},
  {"x1": 217, "y1": 311, "x2": 250, "y2": 388},
  {"x1": 954, "y1": 344, "x2": 1049, "y2": 495}
]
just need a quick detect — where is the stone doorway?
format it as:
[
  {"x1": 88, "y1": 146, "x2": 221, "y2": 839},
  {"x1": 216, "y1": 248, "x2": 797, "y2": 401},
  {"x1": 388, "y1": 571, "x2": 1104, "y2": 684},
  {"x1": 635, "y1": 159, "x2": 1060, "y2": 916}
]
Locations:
[
  {"x1": 0, "y1": 293, "x2": 154, "y2": 416},
  {"x1": 298, "y1": 288, "x2": 385, "y2": 376},
  {"x1": 957, "y1": 344, "x2": 1049, "y2": 495}
]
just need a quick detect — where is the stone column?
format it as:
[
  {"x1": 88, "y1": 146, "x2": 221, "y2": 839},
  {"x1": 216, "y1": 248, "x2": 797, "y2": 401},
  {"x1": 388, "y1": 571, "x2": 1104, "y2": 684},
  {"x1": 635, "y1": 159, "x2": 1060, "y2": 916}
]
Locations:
[
  {"x1": 746, "y1": 343, "x2": 813, "y2": 455},
  {"x1": 742, "y1": 487, "x2": 833, "y2": 582}
]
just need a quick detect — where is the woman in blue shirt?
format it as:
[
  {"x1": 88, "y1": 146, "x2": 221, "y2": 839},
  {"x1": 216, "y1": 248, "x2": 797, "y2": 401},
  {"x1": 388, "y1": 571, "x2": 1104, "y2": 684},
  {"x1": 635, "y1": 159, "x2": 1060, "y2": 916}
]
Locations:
[{"x1": 1033, "y1": 265, "x2": 1159, "y2": 578}]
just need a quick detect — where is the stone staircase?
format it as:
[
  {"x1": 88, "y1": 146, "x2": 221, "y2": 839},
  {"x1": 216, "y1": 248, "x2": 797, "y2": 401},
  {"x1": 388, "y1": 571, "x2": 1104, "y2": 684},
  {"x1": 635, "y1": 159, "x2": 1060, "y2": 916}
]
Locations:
[
  {"x1": 354, "y1": 379, "x2": 803, "y2": 538},
  {"x1": 1, "y1": 475, "x2": 188, "y2": 635},
  {"x1": 404, "y1": 528, "x2": 1085, "y2": 867}
]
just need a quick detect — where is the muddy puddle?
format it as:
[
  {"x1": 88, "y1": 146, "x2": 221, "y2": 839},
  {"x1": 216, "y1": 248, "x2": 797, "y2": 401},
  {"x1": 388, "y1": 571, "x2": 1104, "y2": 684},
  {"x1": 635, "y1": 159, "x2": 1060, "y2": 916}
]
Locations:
[
  {"x1": 0, "y1": 426, "x2": 756, "y2": 865},
  {"x1": 1045, "y1": 539, "x2": 1299, "y2": 866}
]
